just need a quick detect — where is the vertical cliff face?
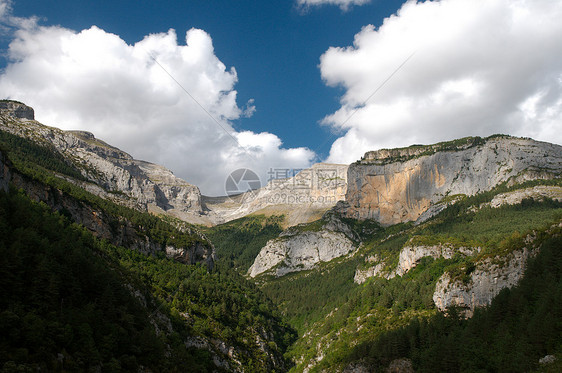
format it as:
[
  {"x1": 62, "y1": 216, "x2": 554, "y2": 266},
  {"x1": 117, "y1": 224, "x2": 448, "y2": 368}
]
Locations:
[{"x1": 344, "y1": 136, "x2": 562, "y2": 225}]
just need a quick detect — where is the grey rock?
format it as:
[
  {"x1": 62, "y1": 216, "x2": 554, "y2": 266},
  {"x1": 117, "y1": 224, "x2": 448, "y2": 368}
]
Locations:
[
  {"x1": 433, "y1": 248, "x2": 531, "y2": 317},
  {"x1": 0, "y1": 106, "x2": 205, "y2": 221},
  {"x1": 387, "y1": 358, "x2": 414, "y2": 373},
  {"x1": 539, "y1": 355, "x2": 557, "y2": 365},
  {"x1": 355, "y1": 245, "x2": 478, "y2": 284},
  {"x1": 248, "y1": 230, "x2": 355, "y2": 278},
  {"x1": 0, "y1": 100, "x2": 34, "y2": 120},
  {"x1": 344, "y1": 136, "x2": 562, "y2": 225}
]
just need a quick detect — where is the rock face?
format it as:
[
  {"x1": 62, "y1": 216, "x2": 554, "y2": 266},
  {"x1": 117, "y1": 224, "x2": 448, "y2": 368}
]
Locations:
[
  {"x1": 432, "y1": 248, "x2": 531, "y2": 317},
  {"x1": 486, "y1": 185, "x2": 562, "y2": 208},
  {"x1": 0, "y1": 104, "x2": 205, "y2": 222},
  {"x1": 0, "y1": 100, "x2": 34, "y2": 120},
  {"x1": 344, "y1": 136, "x2": 562, "y2": 225},
  {"x1": 248, "y1": 212, "x2": 356, "y2": 277},
  {"x1": 203, "y1": 163, "x2": 348, "y2": 226},
  {"x1": 0, "y1": 103, "x2": 214, "y2": 267}
]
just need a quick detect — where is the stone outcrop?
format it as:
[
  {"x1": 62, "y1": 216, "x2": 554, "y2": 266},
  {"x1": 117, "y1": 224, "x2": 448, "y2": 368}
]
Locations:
[
  {"x1": 248, "y1": 231, "x2": 355, "y2": 278},
  {"x1": 486, "y1": 185, "x2": 562, "y2": 208},
  {"x1": 344, "y1": 136, "x2": 562, "y2": 225},
  {"x1": 432, "y1": 248, "x2": 531, "y2": 317},
  {"x1": 0, "y1": 105, "x2": 205, "y2": 222},
  {"x1": 354, "y1": 245, "x2": 479, "y2": 284},
  {"x1": 0, "y1": 100, "x2": 34, "y2": 120},
  {"x1": 248, "y1": 212, "x2": 356, "y2": 277}
]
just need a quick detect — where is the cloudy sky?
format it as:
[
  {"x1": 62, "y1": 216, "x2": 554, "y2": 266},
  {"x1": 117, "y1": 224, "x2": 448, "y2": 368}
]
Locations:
[{"x1": 0, "y1": 0, "x2": 560, "y2": 195}]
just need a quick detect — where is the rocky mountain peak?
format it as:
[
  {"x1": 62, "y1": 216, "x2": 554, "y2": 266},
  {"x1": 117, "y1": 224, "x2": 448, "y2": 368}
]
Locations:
[{"x1": 0, "y1": 100, "x2": 34, "y2": 120}]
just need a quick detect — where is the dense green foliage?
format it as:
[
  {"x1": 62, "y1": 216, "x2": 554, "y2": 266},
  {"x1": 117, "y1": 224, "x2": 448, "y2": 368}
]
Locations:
[
  {"x1": 413, "y1": 198, "x2": 562, "y2": 249},
  {"x1": 0, "y1": 190, "x2": 171, "y2": 371},
  {"x1": 0, "y1": 189, "x2": 295, "y2": 372},
  {"x1": 340, "y1": 233, "x2": 562, "y2": 373},
  {"x1": 253, "y1": 184, "x2": 562, "y2": 372},
  {"x1": 204, "y1": 215, "x2": 284, "y2": 271},
  {"x1": 0, "y1": 129, "x2": 85, "y2": 180},
  {"x1": 107, "y1": 244, "x2": 296, "y2": 370},
  {"x1": 0, "y1": 129, "x2": 208, "y2": 251}
]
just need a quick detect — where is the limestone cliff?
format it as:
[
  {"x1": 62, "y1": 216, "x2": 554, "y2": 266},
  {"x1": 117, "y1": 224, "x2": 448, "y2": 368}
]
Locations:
[
  {"x1": 248, "y1": 211, "x2": 357, "y2": 277},
  {"x1": 343, "y1": 136, "x2": 562, "y2": 225},
  {"x1": 0, "y1": 100, "x2": 34, "y2": 120},
  {"x1": 0, "y1": 102, "x2": 205, "y2": 222},
  {"x1": 432, "y1": 248, "x2": 531, "y2": 317},
  {"x1": 203, "y1": 163, "x2": 348, "y2": 226},
  {"x1": 432, "y1": 223, "x2": 561, "y2": 317}
]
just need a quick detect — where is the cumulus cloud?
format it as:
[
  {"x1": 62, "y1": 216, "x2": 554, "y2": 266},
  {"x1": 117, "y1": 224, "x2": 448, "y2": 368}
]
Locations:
[
  {"x1": 321, "y1": 0, "x2": 562, "y2": 164},
  {"x1": 0, "y1": 5, "x2": 314, "y2": 195},
  {"x1": 297, "y1": 0, "x2": 370, "y2": 11}
]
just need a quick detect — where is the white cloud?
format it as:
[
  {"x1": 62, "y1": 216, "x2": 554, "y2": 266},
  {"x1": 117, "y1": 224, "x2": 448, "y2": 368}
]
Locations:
[
  {"x1": 0, "y1": 6, "x2": 315, "y2": 195},
  {"x1": 297, "y1": 0, "x2": 370, "y2": 11},
  {"x1": 320, "y1": 0, "x2": 562, "y2": 164}
]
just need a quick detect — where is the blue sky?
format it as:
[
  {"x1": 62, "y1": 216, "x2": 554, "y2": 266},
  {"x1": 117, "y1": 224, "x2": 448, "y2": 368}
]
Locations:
[
  {"x1": 1, "y1": 0, "x2": 561, "y2": 195},
  {"x1": 5, "y1": 0, "x2": 404, "y2": 158}
]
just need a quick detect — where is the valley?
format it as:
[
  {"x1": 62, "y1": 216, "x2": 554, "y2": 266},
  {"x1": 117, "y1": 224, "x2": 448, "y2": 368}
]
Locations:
[{"x1": 1, "y1": 101, "x2": 561, "y2": 372}]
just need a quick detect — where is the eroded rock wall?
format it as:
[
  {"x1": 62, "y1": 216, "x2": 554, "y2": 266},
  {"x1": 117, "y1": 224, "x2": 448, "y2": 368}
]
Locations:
[{"x1": 344, "y1": 137, "x2": 562, "y2": 225}]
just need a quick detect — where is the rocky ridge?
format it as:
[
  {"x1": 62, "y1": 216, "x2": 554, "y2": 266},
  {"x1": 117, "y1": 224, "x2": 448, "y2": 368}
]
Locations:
[
  {"x1": 203, "y1": 163, "x2": 348, "y2": 226},
  {"x1": 343, "y1": 136, "x2": 562, "y2": 225},
  {"x1": 354, "y1": 244, "x2": 479, "y2": 284},
  {"x1": 6, "y1": 159, "x2": 215, "y2": 267},
  {"x1": 0, "y1": 109, "x2": 215, "y2": 267},
  {"x1": 0, "y1": 101, "x2": 206, "y2": 222}
]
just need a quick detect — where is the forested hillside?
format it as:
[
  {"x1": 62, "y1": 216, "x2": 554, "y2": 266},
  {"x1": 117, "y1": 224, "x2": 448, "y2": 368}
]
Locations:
[
  {"x1": 1, "y1": 112, "x2": 561, "y2": 372},
  {"x1": 0, "y1": 129, "x2": 295, "y2": 371},
  {"x1": 214, "y1": 180, "x2": 562, "y2": 372}
]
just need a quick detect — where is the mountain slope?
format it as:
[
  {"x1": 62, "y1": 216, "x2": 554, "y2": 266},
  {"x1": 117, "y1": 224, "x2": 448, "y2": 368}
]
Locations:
[
  {"x1": 0, "y1": 101, "x2": 295, "y2": 371},
  {"x1": 0, "y1": 100, "x2": 206, "y2": 223}
]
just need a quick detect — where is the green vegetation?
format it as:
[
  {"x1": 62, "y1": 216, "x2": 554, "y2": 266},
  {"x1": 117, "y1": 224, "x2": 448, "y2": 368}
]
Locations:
[
  {"x1": 251, "y1": 183, "x2": 562, "y2": 372},
  {"x1": 412, "y1": 198, "x2": 562, "y2": 250},
  {"x1": 0, "y1": 129, "x2": 85, "y2": 181},
  {"x1": 361, "y1": 135, "x2": 501, "y2": 164},
  {"x1": 336, "y1": 233, "x2": 562, "y2": 373},
  {"x1": 2, "y1": 121, "x2": 561, "y2": 372},
  {"x1": 0, "y1": 128, "x2": 209, "y2": 252},
  {"x1": 203, "y1": 214, "x2": 284, "y2": 271},
  {"x1": 0, "y1": 189, "x2": 295, "y2": 372}
]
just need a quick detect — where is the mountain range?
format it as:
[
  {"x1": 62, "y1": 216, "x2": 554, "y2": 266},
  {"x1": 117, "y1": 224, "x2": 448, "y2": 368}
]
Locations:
[{"x1": 1, "y1": 100, "x2": 561, "y2": 372}]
